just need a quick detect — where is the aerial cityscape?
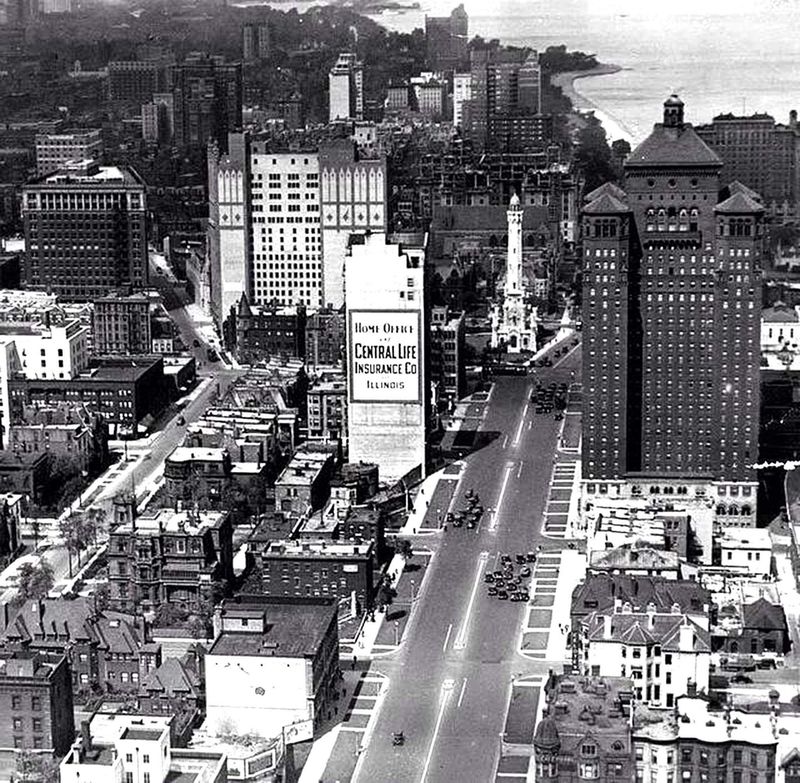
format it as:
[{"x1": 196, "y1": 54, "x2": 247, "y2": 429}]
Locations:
[{"x1": 0, "y1": 0, "x2": 799, "y2": 782}]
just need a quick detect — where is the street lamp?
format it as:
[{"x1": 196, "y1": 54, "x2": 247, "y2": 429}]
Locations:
[
  {"x1": 393, "y1": 620, "x2": 399, "y2": 646},
  {"x1": 410, "y1": 580, "x2": 416, "y2": 603}
]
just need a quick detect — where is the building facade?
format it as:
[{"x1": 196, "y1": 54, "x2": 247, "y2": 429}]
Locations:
[
  {"x1": 0, "y1": 653, "x2": 74, "y2": 755},
  {"x1": 93, "y1": 292, "x2": 152, "y2": 356},
  {"x1": 171, "y1": 54, "x2": 242, "y2": 151},
  {"x1": 34, "y1": 129, "x2": 103, "y2": 177},
  {"x1": 328, "y1": 53, "x2": 363, "y2": 123},
  {"x1": 345, "y1": 234, "x2": 427, "y2": 482},
  {"x1": 581, "y1": 96, "x2": 763, "y2": 515},
  {"x1": 22, "y1": 161, "x2": 148, "y2": 301},
  {"x1": 242, "y1": 21, "x2": 270, "y2": 62},
  {"x1": 205, "y1": 596, "x2": 339, "y2": 738}
]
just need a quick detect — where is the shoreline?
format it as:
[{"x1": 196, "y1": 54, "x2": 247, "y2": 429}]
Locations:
[{"x1": 550, "y1": 63, "x2": 636, "y2": 144}]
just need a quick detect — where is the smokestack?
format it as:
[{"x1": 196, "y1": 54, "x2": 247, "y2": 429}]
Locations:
[
  {"x1": 80, "y1": 720, "x2": 92, "y2": 752},
  {"x1": 603, "y1": 614, "x2": 612, "y2": 640}
]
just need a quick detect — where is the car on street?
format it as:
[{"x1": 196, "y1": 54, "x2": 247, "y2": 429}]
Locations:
[
  {"x1": 731, "y1": 674, "x2": 753, "y2": 684},
  {"x1": 466, "y1": 520, "x2": 475, "y2": 529},
  {"x1": 453, "y1": 517, "x2": 463, "y2": 528},
  {"x1": 520, "y1": 566, "x2": 531, "y2": 577},
  {"x1": 526, "y1": 552, "x2": 536, "y2": 563},
  {"x1": 446, "y1": 512, "x2": 454, "y2": 523},
  {"x1": 515, "y1": 553, "x2": 526, "y2": 564},
  {"x1": 496, "y1": 590, "x2": 509, "y2": 600},
  {"x1": 500, "y1": 553, "x2": 512, "y2": 563},
  {"x1": 487, "y1": 586, "x2": 498, "y2": 596},
  {"x1": 177, "y1": 415, "x2": 185, "y2": 426},
  {"x1": 493, "y1": 570, "x2": 505, "y2": 579},
  {"x1": 465, "y1": 488, "x2": 475, "y2": 499},
  {"x1": 484, "y1": 573, "x2": 495, "y2": 583}
]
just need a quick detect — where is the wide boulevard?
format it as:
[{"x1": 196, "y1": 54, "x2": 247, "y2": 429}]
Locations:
[{"x1": 355, "y1": 343, "x2": 581, "y2": 783}]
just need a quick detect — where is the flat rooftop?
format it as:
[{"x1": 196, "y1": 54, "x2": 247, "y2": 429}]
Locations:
[
  {"x1": 263, "y1": 540, "x2": 371, "y2": 559},
  {"x1": 209, "y1": 597, "x2": 336, "y2": 658},
  {"x1": 718, "y1": 528, "x2": 771, "y2": 549},
  {"x1": 116, "y1": 508, "x2": 227, "y2": 536},
  {"x1": 168, "y1": 446, "x2": 226, "y2": 463},
  {"x1": 33, "y1": 164, "x2": 143, "y2": 188},
  {"x1": 121, "y1": 727, "x2": 164, "y2": 742}
]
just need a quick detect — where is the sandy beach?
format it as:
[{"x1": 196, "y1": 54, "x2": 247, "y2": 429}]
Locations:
[{"x1": 550, "y1": 63, "x2": 635, "y2": 143}]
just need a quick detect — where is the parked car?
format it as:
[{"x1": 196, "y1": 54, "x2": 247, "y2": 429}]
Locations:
[
  {"x1": 515, "y1": 553, "x2": 526, "y2": 565},
  {"x1": 520, "y1": 566, "x2": 531, "y2": 577},
  {"x1": 731, "y1": 674, "x2": 753, "y2": 684},
  {"x1": 487, "y1": 586, "x2": 498, "y2": 596},
  {"x1": 497, "y1": 590, "x2": 509, "y2": 600}
]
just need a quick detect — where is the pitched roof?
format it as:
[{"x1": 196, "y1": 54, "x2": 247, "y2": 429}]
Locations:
[
  {"x1": 762, "y1": 303, "x2": 799, "y2": 323},
  {"x1": 584, "y1": 182, "x2": 627, "y2": 203},
  {"x1": 590, "y1": 545, "x2": 679, "y2": 571},
  {"x1": 139, "y1": 656, "x2": 200, "y2": 699},
  {"x1": 725, "y1": 180, "x2": 762, "y2": 201},
  {"x1": 584, "y1": 611, "x2": 710, "y2": 652},
  {"x1": 583, "y1": 192, "x2": 630, "y2": 214},
  {"x1": 3, "y1": 598, "x2": 144, "y2": 655},
  {"x1": 742, "y1": 598, "x2": 787, "y2": 631},
  {"x1": 714, "y1": 191, "x2": 765, "y2": 213},
  {"x1": 572, "y1": 575, "x2": 710, "y2": 618},
  {"x1": 626, "y1": 124, "x2": 722, "y2": 167}
]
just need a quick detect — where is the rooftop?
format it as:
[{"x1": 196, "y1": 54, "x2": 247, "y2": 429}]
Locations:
[
  {"x1": 263, "y1": 540, "x2": 372, "y2": 559},
  {"x1": 168, "y1": 446, "x2": 227, "y2": 464},
  {"x1": 572, "y1": 575, "x2": 710, "y2": 617},
  {"x1": 583, "y1": 610, "x2": 711, "y2": 652},
  {"x1": 114, "y1": 508, "x2": 228, "y2": 537},
  {"x1": 718, "y1": 527, "x2": 772, "y2": 549},
  {"x1": 626, "y1": 123, "x2": 722, "y2": 168},
  {"x1": 210, "y1": 596, "x2": 336, "y2": 659},
  {"x1": 590, "y1": 544, "x2": 680, "y2": 571},
  {"x1": 30, "y1": 164, "x2": 144, "y2": 189},
  {"x1": 121, "y1": 727, "x2": 164, "y2": 742}
]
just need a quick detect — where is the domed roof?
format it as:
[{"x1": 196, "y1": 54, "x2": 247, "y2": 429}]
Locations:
[
  {"x1": 509, "y1": 192, "x2": 521, "y2": 208},
  {"x1": 534, "y1": 716, "x2": 561, "y2": 750},
  {"x1": 664, "y1": 94, "x2": 684, "y2": 106}
]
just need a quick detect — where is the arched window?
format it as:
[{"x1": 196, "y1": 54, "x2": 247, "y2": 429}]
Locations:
[
  {"x1": 728, "y1": 505, "x2": 739, "y2": 515},
  {"x1": 489, "y1": 235, "x2": 498, "y2": 248},
  {"x1": 741, "y1": 505, "x2": 752, "y2": 516},
  {"x1": 716, "y1": 505, "x2": 726, "y2": 515}
]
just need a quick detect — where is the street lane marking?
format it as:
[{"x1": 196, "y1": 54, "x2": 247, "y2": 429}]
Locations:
[
  {"x1": 420, "y1": 679, "x2": 455, "y2": 783},
  {"x1": 453, "y1": 551, "x2": 489, "y2": 650},
  {"x1": 457, "y1": 677, "x2": 468, "y2": 708},
  {"x1": 489, "y1": 463, "x2": 514, "y2": 533},
  {"x1": 502, "y1": 434, "x2": 509, "y2": 449},
  {"x1": 512, "y1": 402, "x2": 530, "y2": 447},
  {"x1": 517, "y1": 462, "x2": 524, "y2": 479},
  {"x1": 552, "y1": 340, "x2": 580, "y2": 369},
  {"x1": 443, "y1": 623, "x2": 453, "y2": 653},
  {"x1": 527, "y1": 420, "x2": 532, "y2": 430}
]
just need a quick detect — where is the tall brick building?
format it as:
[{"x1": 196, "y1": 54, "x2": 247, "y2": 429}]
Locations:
[
  {"x1": 22, "y1": 161, "x2": 148, "y2": 301},
  {"x1": 581, "y1": 96, "x2": 763, "y2": 521}
]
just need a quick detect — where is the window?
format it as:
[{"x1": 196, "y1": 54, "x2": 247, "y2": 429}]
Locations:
[
  {"x1": 31, "y1": 697, "x2": 41, "y2": 711},
  {"x1": 12, "y1": 718, "x2": 22, "y2": 731},
  {"x1": 126, "y1": 754, "x2": 133, "y2": 763},
  {"x1": 32, "y1": 718, "x2": 42, "y2": 732},
  {"x1": 125, "y1": 774, "x2": 133, "y2": 783},
  {"x1": 143, "y1": 754, "x2": 150, "y2": 764},
  {"x1": 144, "y1": 774, "x2": 151, "y2": 783},
  {"x1": 582, "y1": 744, "x2": 597, "y2": 756},
  {"x1": 11, "y1": 695, "x2": 20, "y2": 709}
]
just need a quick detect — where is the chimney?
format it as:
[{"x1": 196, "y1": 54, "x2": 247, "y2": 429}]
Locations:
[
  {"x1": 686, "y1": 679, "x2": 697, "y2": 698},
  {"x1": 613, "y1": 597, "x2": 622, "y2": 613},
  {"x1": 791, "y1": 109, "x2": 798, "y2": 129},
  {"x1": 647, "y1": 603, "x2": 656, "y2": 630},
  {"x1": 679, "y1": 618, "x2": 694, "y2": 651},
  {"x1": 603, "y1": 614, "x2": 612, "y2": 640},
  {"x1": 80, "y1": 720, "x2": 92, "y2": 752}
]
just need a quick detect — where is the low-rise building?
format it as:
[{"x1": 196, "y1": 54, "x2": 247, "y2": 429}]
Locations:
[
  {"x1": 711, "y1": 597, "x2": 791, "y2": 661},
  {"x1": 305, "y1": 307, "x2": 345, "y2": 369},
  {"x1": 9, "y1": 402, "x2": 108, "y2": 475},
  {"x1": 307, "y1": 375, "x2": 347, "y2": 443},
  {"x1": 717, "y1": 527, "x2": 772, "y2": 576},
  {"x1": 274, "y1": 448, "x2": 336, "y2": 521},
  {"x1": 589, "y1": 543, "x2": 682, "y2": 580},
  {"x1": 107, "y1": 498, "x2": 234, "y2": 615},
  {"x1": 0, "y1": 317, "x2": 89, "y2": 380},
  {"x1": 163, "y1": 446, "x2": 269, "y2": 514},
  {"x1": 533, "y1": 674, "x2": 635, "y2": 781},
  {"x1": 633, "y1": 691, "x2": 800, "y2": 783},
  {"x1": 762, "y1": 301, "x2": 800, "y2": 353},
  {"x1": 233, "y1": 296, "x2": 306, "y2": 364},
  {"x1": 570, "y1": 574, "x2": 710, "y2": 669},
  {"x1": 1, "y1": 597, "x2": 157, "y2": 695},
  {"x1": 60, "y1": 712, "x2": 227, "y2": 783},
  {"x1": 579, "y1": 605, "x2": 710, "y2": 709},
  {"x1": 206, "y1": 595, "x2": 339, "y2": 738},
  {"x1": 429, "y1": 306, "x2": 466, "y2": 405},
  {"x1": 260, "y1": 540, "x2": 374, "y2": 609},
  {"x1": 93, "y1": 291, "x2": 152, "y2": 356},
  {"x1": 0, "y1": 652, "x2": 74, "y2": 756},
  {"x1": 8, "y1": 356, "x2": 168, "y2": 437},
  {"x1": 0, "y1": 451, "x2": 49, "y2": 506}
]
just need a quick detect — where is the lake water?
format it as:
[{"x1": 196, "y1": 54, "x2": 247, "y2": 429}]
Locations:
[{"x1": 248, "y1": 0, "x2": 800, "y2": 145}]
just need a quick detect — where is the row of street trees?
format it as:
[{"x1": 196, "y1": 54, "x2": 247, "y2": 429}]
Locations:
[{"x1": 58, "y1": 508, "x2": 105, "y2": 578}]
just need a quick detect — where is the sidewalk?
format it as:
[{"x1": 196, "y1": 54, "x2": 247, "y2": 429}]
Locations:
[{"x1": 397, "y1": 462, "x2": 464, "y2": 536}]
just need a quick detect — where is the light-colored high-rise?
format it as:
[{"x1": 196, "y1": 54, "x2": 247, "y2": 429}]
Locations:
[
  {"x1": 250, "y1": 144, "x2": 322, "y2": 308},
  {"x1": 345, "y1": 233, "x2": 426, "y2": 482},
  {"x1": 329, "y1": 53, "x2": 364, "y2": 123},
  {"x1": 34, "y1": 130, "x2": 103, "y2": 177}
]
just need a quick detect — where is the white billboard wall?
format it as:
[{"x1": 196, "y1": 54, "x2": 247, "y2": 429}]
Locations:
[{"x1": 348, "y1": 309, "x2": 422, "y2": 404}]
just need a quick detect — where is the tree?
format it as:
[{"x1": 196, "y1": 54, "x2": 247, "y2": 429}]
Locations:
[
  {"x1": 397, "y1": 540, "x2": 413, "y2": 561},
  {"x1": 376, "y1": 578, "x2": 396, "y2": 611},
  {"x1": 13, "y1": 750, "x2": 61, "y2": 782},
  {"x1": 59, "y1": 513, "x2": 89, "y2": 578},
  {"x1": 153, "y1": 603, "x2": 189, "y2": 628},
  {"x1": 15, "y1": 560, "x2": 54, "y2": 605}
]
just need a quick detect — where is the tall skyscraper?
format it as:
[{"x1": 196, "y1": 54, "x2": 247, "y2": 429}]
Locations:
[
  {"x1": 581, "y1": 96, "x2": 763, "y2": 526},
  {"x1": 22, "y1": 160, "x2": 148, "y2": 301},
  {"x1": 320, "y1": 140, "x2": 387, "y2": 309},
  {"x1": 171, "y1": 54, "x2": 242, "y2": 151},
  {"x1": 463, "y1": 47, "x2": 546, "y2": 152},
  {"x1": 207, "y1": 133, "x2": 250, "y2": 329},
  {"x1": 345, "y1": 234, "x2": 426, "y2": 482},
  {"x1": 207, "y1": 133, "x2": 387, "y2": 330},
  {"x1": 695, "y1": 111, "x2": 799, "y2": 215},
  {"x1": 425, "y1": 4, "x2": 468, "y2": 71},
  {"x1": 242, "y1": 21, "x2": 270, "y2": 62},
  {"x1": 328, "y1": 53, "x2": 363, "y2": 123}
]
